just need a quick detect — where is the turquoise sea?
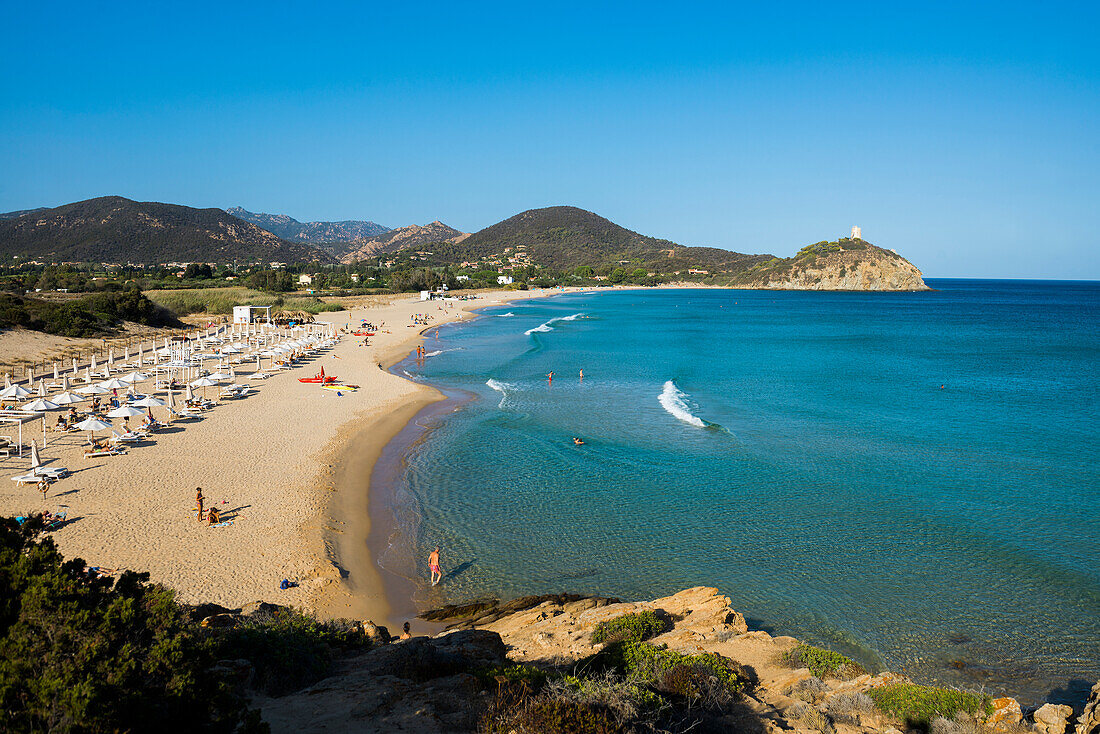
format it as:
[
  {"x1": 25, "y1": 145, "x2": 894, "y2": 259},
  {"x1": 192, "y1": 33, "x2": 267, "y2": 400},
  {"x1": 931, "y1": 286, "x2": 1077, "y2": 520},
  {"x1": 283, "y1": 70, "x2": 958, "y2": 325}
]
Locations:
[{"x1": 381, "y1": 280, "x2": 1099, "y2": 703}]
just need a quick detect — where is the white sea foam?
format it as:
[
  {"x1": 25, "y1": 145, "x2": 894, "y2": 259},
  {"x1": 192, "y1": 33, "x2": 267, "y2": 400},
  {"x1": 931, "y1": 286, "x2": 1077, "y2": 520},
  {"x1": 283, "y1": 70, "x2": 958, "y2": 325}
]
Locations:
[
  {"x1": 658, "y1": 380, "x2": 706, "y2": 428},
  {"x1": 524, "y1": 312, "x2": 585, "y2": 336},
  {"x1": 486, "y1": 378, "x2": 515, "y2": 408},
  {"x1": 423, "y1": 348, "x2": 461, "y2": 357},
  {"x1": 496, "y1": 312, "x2": 516, "y2": 317}
]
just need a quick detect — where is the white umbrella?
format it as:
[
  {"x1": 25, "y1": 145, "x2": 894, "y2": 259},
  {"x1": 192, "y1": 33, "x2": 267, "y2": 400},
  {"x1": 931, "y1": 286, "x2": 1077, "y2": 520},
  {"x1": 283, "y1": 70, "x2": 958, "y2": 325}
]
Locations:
[
  {"x1": 189, "y1": 377, "x2": 217, "y2": 388},
  {"x1": 185, "y1": 384, "x2": 195, "y2": 402},
  {"x1": 206, "y1": 372, "x2": 229, "y2": 381},
  {"x1": 90, "y1": 354, "x2": 97, "y2": 371},
  {"x1": 22, "y1": 398, "x2": 59, "y2": 411},
  {"x1": 71, "y1": 358, "x2": 78, "y2": 375},
  {"x1": 122, "y1": 371, "x2": 149, "y2": 383},
  {"x1": 76, "y1": 384, "x2": 109, "y2": 395},
  {"x1": 52, "y1": 391, "x2": 85, "y2": 405},
  {"x1": 100, "y1": 378, "x2": 129, "y2": 390},
  {"x1": 37, "y1": 380, "x2": 46, "y2": 397},
  {"x1": 30, "y1": 440, "x2": 40, "y2": 469},
  {"x1": 107, "y1": 405, "x2": 145, "y2": 418},
  {"x1": 0, "y1": 384, "x2": 32, "y2": 399},
  {"x1": 131, "y1": 396, "x2": 166, "y2": 408},
  {"x1": 53, "y1": 363, "x2": 60, "y2": 380},
  {"x1": 73, "y1": 417, "x2": 112, "y2": 446}
]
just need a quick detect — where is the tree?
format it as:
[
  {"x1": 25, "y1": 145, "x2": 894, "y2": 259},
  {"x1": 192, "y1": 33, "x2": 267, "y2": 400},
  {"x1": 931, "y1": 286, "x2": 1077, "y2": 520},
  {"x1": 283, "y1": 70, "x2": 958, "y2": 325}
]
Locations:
[
  {"x1": 574, "y1": 265, "x2": 593, "y2": 278},
  {"x1": 0, "y1": 516, "x2": 261, "y2": 732},
  {"x1": 609, "y1": 267, "x2": 626, "y2": 284}
]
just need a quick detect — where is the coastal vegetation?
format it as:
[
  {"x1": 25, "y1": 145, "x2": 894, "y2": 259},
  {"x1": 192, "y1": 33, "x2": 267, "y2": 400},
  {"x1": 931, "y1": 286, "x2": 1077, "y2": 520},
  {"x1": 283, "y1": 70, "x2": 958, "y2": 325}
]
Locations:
[
  {"x1": 867, "y1": 683, "x2": 993, "y2": 729},
  {"x1": 0, "y1": 289, "x2": 178, "y2": 337},
  {"x1": 590, "y1": 610, "x2": 671, "y2": 644},
  {"x1": 783, "y1": 642, "x2": 867, "y2": 679},
  {"x1": 144, "y1": 287, "x2": 345, "y2": 317}
]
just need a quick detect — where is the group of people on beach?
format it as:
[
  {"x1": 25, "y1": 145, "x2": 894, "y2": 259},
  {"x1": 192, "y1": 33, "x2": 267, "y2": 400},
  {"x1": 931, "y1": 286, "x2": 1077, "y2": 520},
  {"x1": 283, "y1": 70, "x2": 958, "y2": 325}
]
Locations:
[{"x1": 194, "y1": 487, "x2": 224, "y2": 525}]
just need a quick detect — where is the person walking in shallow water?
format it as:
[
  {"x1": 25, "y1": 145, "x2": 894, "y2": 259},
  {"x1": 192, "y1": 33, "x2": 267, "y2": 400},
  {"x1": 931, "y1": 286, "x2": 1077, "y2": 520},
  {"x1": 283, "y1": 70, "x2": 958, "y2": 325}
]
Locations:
[{"x1": 428, "y1": 546, "x2": 442, "y2": 586}]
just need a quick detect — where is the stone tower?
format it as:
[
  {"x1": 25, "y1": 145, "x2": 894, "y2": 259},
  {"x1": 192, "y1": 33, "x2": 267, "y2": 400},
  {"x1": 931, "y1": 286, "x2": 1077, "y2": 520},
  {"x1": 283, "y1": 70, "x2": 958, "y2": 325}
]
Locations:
[{"x1": 851, "y1": 226, "x2": 861, "y2": 240}]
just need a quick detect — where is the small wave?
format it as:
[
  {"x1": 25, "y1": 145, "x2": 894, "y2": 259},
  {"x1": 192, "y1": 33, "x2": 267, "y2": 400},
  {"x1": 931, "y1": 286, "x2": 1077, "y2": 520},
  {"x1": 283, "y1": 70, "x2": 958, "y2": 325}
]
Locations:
[
  {"x1": 496, "y1": 312, "x2": 515, "y2": 317},
  {"x1": 658, "y1": 380, "x2": 707, "y2": 428},
  {"x1": 486, "y1": 378, "x2": 516, "y2": 408},
  {"x1": 423, "y1": 348, "x2": 462, "y2": 357},
  {"x1": 524, "y1": 312, "x2": 585, "y2": 336}
]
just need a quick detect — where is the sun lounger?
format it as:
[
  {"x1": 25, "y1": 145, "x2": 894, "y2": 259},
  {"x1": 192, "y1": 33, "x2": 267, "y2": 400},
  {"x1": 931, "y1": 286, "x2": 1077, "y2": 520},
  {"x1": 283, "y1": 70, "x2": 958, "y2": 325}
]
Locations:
[
  {"x1": 11, "y1": 473, "x2": 42, "y2": 485},
  {"x1": 84, "y1": 448, "x2": 123, "y2": 458}
]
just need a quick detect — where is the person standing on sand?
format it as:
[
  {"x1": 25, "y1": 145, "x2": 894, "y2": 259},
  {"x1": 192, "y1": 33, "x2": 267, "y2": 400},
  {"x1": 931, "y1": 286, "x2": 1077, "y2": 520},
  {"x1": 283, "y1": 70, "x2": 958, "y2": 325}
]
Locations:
[
  {"x1": 196, "y1": 487, "x2": 204, "y2": 522},
  {"x1": 428, "y1": 546, "x2": 442, "y2": 586}
]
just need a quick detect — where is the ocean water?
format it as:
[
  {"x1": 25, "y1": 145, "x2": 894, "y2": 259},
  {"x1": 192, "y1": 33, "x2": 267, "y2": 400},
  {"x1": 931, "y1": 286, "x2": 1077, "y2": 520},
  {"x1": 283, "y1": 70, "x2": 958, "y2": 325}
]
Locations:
[{"x1": 383, "y1": 280, "x2": 1099, "y2": 703}]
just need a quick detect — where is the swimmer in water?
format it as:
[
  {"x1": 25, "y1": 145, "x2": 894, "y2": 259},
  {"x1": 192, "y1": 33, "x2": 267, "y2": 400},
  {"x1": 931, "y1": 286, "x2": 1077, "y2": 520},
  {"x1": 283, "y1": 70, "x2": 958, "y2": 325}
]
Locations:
[
  {"x1": 579, "y1": 369, "x2": 584, "y2": 380},
  {"x1": 546, "y1": 371, "x2": 554, "y2": 384},
  {"x1": 573, "y1": 437, "x2": 584, "y2": 445}
]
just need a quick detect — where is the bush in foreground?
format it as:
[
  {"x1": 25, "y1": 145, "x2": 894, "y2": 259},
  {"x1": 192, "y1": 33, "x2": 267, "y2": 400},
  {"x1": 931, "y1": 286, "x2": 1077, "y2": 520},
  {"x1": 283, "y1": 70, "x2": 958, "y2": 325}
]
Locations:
[
  {"x1": 0, "y1": 515, "x2": 262, "y2": 733},
  {"x1": 867, "y1": 683, "x2": 991, "y2": 730},
  {"x1": 783, "y1": 643, "x2": 866, "y2": 679},
  {"x1": 590, "y1": 610, "x2": 671, "y2": 645}
]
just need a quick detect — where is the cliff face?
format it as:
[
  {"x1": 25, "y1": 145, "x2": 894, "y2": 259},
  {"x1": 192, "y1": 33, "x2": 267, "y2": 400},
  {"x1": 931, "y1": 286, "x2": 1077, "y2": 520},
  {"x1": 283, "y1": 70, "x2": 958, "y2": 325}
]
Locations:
[
  {"x1": 728, "y1": 239, "x2": 930, "y2": 291},
  {"x1": 339, "y1": 221, "x2": 468, "y2": 263}
]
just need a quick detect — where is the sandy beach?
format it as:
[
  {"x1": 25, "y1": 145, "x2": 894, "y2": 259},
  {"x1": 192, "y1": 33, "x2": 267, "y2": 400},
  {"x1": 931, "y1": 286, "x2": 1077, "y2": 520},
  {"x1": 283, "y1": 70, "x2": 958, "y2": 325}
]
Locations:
[{"x1": 0, "y1": 288, "x2": 563, "y2": 628}]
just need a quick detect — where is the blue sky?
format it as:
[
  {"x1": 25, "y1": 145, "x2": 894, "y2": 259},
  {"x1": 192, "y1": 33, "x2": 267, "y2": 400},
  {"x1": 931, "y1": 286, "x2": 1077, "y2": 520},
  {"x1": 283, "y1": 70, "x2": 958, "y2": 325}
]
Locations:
[{"x1": 1, "y1": 1, "x2": 1097, "y2": 278}]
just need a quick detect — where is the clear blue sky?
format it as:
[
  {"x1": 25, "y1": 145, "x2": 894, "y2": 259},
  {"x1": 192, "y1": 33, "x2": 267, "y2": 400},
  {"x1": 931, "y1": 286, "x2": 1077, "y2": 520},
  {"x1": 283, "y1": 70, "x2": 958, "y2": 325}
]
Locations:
[{"x1": 2, "y1": 1, "x2": 1097, "y2": 278}]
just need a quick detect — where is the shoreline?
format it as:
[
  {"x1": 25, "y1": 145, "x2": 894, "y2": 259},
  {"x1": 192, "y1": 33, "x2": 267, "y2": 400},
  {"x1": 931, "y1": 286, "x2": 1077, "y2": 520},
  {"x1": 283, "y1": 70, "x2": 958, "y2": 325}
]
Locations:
[{"x1": 315, "y1": 287, "x2": 583, "y2": 629}]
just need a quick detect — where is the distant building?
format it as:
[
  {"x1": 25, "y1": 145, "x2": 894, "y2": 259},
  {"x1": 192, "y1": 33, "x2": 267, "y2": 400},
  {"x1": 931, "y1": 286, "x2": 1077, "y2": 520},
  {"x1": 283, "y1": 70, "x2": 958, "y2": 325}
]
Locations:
[
  {"x1": 497, "y1": 275, "x2": 514, "y2": 285},
  {"x1": 349, "y1": 273, "x2": 360, "y2": 283},
  {"x1": 851, "y1": 226, "x2": 861, "y2": 240},
  {"x1": 298, "y1": 274, "x2": 313, "y2": 285},
  {"x1": 456, "y1": 274, "x2": 470, "y2": 282}
]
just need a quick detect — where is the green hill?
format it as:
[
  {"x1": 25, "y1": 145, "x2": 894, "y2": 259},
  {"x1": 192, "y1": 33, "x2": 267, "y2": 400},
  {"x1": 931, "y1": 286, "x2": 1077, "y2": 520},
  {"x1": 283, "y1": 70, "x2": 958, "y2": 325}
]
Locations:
[
  {"x1": 406, "y1": 205, "x2": 771, "y2": 272},
  {"x1": 0, "y1": 197, "x2": 334, "y2": 265}
]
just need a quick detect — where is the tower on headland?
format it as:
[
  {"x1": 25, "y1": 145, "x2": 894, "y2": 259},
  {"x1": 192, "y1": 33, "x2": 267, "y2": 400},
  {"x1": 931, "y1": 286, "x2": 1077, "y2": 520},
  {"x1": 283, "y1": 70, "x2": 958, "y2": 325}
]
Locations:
[{"x1": 851, "y1": 226, "x2": 861, "y2": 240}]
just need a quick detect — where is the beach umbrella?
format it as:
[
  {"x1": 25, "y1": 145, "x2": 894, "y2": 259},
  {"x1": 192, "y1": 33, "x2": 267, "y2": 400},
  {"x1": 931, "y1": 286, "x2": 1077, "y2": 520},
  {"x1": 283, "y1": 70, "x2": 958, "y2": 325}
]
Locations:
[
  {"x1": 76, "y1": 384, "x2": 109, "y2": 395},
  {"x1": 72, "y1": 358, "x2": 78, "y2": 375},
  {"x1": 83, "y1": 366, "x2": 92, "y2": 383},
  {"x1": 73, "y1": 417, "x2": 112, "y2": 446},
  {"x1": 185, "y1": 384, "x2": 195, "y2": 402},
  {"x1": 52, "y1": 391, "x2": 84, "y2": 406},
  {"x1": 0, "y1": 384, "x2": 32, "y2": 399},
  {"x1": 30, "y1": 440, "x2": 40, "y2": 469},
  {"x1": 131, "y1": 396, "x2": 166, "y2": 408},
  {"x1": 107, "y1": 405, "x2": 145, "y2": 418},
  {"x1": 189, "y1": 376, "x2": 217, "y2": 388},
  {"x1": 108, "y1": 349, "x2": 115, "y2": 367},
  {"x1": 22, "y1": 398, "x2": 59, "y2": 411},
  {"x1": 90, "y1": 354, "x2": 97, "y2": 371},
  {"x1": 124, "y1": 346, "x2": 130, "y2": 361},
  {"x1": 52, "y1": 363, "x2": 59, "y2": 380},
  {"x1": 122, "y1": 371, "x2": 149, "y2": 383},
  {"x1": 4, "y1": 374, "x2": 10, "y2": 388},
  {"x1": 37, "y1": 380, "x2": 46, "y2": 397},
  {"x1": 206, "y1": 372, "x2": 229, "y2": 381},
  {"x1": 100, "y1": 378, "x2": 129, "y2": 390}
]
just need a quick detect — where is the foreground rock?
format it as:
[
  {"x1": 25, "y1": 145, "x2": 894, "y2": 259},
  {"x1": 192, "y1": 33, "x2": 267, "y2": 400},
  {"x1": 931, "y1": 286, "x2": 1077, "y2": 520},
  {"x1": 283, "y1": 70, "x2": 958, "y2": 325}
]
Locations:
[{"x1": 251, "y1": 587, "x2": 1096, "y2": 734}]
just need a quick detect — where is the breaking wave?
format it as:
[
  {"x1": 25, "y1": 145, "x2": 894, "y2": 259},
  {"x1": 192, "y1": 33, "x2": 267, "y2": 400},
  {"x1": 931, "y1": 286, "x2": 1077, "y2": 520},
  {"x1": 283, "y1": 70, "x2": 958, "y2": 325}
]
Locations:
[
  {"x1": 496, "y1": 312, "x2": 515, "y2": 317},
  {"x1": 424, "y1": 348, "x2": 462, "y2": 357},
  {"x1": 485, "y1": 378, "x2": 516, "y2": 408},
  {"x1": 524, "y1": 312, "x2": 584, "y2": 336},
  {"x1": 658, "y1": 380, "x2": 707, "y2": 428}
]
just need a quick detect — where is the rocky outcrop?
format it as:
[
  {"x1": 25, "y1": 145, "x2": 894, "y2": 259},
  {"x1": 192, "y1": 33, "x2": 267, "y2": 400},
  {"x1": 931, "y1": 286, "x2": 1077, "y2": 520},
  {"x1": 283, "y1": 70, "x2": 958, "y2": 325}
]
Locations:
[
  {"x1": 249, "y1": 587, "x2": 1096, "y2": 734},
  {"x1": 1078, "y1": 680, "x2": 1100, "y2": 734},
  {"x1": 340, "y1": 221, "x2": 468, "y2": 262},
  {"x1": 729, "y1": 239, "x2": 930, "y2": 291}
]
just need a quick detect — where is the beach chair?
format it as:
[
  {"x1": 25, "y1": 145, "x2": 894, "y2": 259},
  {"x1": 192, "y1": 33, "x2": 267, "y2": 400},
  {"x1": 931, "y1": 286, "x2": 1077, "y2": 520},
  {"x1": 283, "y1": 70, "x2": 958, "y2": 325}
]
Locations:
[{"x1": 84, "y1": 448, "x2": 123, "y2": 458}]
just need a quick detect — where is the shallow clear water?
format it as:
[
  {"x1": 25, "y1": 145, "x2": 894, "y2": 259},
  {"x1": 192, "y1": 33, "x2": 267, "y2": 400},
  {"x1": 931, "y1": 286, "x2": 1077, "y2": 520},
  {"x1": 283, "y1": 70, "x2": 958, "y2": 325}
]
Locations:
[{"x1": 384, "y1": 280, "x2": 1100, "y2": 703}]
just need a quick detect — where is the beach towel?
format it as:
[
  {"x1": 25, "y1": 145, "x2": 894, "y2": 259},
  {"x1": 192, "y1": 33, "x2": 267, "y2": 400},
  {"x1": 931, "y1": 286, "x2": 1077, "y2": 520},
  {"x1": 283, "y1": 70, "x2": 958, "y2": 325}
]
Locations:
[{"x1": 209, "y1": 520, "x2": 234, "y2": 528}]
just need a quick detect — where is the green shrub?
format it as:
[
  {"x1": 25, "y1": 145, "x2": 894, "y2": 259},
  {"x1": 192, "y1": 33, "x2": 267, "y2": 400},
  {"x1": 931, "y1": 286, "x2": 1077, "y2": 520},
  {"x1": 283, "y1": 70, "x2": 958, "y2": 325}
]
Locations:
[
  {"x1": 493, "y1": 698, "x2": 620, "y2": 734},
  {"x1": 218, "y1": 609, "x2": 368, "y2": 695},
  {"x1": 475, "y1": 664, "x2": 549, "y2": 691},
  {"x1": 590, "y1": 610, "x2": 670, "y2": 645},
  {"x1": 597, "y1": 640, "x2": 747, "y2": 696},
  {"x1": 867, "y1": 683, "x2": 992, "y2": 730},
  {"x1": 783, "y1": 643, "x2": 866, "y2": 679},
  {"x1": 0, "y1": 515, "x2": 262, "y2": 732}
]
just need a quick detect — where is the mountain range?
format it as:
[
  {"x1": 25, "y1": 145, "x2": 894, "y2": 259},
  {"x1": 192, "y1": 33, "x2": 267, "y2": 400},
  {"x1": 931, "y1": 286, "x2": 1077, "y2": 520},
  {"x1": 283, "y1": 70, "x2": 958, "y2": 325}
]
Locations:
[
  {"x1": 226, "y1": 207, "x2": 390, "y2": 253},
  {"x1": 0, "y1": 197, "x2": 333, "y2": 264},
  {"x1": 0, "y1": 197, "x2": 928, "y2": 290}
]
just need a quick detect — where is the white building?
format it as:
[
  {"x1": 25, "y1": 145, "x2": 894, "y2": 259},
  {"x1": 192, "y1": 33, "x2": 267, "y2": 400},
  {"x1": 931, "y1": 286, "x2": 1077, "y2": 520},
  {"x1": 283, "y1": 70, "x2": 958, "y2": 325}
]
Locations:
[
  {"x1": 497, "y1": 275, "x2": 514, "y2": 285},
  {"x1": 455, "y1": 274, "x2": 470, "y2": 282},
  {"x1": 851, "y1": 226, "x2": 862, "y2": 240},
  {"x1": 298, "y1": 274, "x2": 313, "y2": 285},
  {"x1": 232, "y1": 305, "x2": 272, "y2": 324}
]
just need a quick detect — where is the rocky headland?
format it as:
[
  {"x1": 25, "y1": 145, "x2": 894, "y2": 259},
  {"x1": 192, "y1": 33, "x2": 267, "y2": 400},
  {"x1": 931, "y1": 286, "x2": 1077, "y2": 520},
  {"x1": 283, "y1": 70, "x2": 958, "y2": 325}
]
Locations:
[{"x1": 241, "y1": 587, "x2": 1097, "y2": 733}]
